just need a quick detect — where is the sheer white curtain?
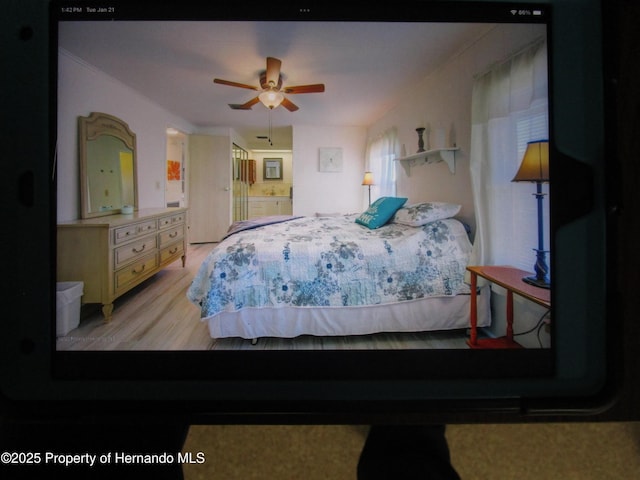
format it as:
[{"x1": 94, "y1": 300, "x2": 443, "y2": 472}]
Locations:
[
  {"x1": 469, "y1": 39, "x2": 549, "y2": 274},
  {"x1": 365, "y1": 127, "x2": 399, "y2": 207}
]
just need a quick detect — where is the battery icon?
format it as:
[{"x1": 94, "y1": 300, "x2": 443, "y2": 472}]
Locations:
[{"x1": 533, "y1": 10, "x2": 543, "y2": 15}]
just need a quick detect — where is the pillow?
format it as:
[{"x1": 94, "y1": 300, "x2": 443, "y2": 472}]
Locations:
[
  {"x1": 355, "y1": 196, "x2": 408, "y2": 229},
  {"x1": 392, "y1": 201, "x2": 461, "y2": 226}
]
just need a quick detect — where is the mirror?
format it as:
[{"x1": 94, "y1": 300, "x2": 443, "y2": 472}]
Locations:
[
  {"x1": 263, "y1": 158, "x2": 283, "y2": 180},
  {"x1": 78, "y1": 112, "x2": 138, "y2": 218}
]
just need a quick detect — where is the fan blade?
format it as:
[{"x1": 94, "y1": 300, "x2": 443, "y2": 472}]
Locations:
[
  {"x1": 228, "y1": 97, "x2": 261, "y2": 110},
  {"x1": 283, "y1": 84, "x2": 325, "y2": 94},
  {"x1": 281, "y1": 97, "x2": 299, "y2": 112},
  {"x1": 265, "y1": 57, "x2": 282, "y2": 87},
  {"x1": 213, "y1": 78, "x2": 258, "y2": 90}
]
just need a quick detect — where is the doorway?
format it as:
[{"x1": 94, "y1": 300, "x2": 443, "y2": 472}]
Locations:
[{"x1": 165, "y1": 128, "x2": 187, "y2": 207}]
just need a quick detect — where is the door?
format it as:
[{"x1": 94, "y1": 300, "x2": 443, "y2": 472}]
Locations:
[{"x1": 188, "y1": 135, "x2": 232, "y2": 243}]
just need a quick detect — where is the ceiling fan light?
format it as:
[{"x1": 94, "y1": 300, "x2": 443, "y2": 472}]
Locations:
[{"x1": 259, "y1": 89, "x2": 284, "y2": 109}]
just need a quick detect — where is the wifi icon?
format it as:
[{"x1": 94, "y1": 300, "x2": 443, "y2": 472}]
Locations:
[{"x1": 510, "y1": 9, "x2": 518, "y2": 15}]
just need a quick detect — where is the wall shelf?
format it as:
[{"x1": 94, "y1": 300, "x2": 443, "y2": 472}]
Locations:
[{"x1": 395, "y1": 147, "x2": 459, "y2": 175}]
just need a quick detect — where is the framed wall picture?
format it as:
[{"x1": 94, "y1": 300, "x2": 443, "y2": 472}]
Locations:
[
  {"x1": 263, "y1": 158, "x2": 283, "y2": 180},
  {"x1": 319, "y1": 147, "x2": 343, "y2": 172}
]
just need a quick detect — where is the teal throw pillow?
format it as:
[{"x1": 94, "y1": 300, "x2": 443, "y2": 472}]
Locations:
[{"x1": 355, "y1": 196, "x2": 408, "y2": 229}]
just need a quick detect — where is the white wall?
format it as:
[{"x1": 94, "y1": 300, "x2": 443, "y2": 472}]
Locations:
[
  {"x1": 367, "y1": 23, "x2": 547, "y2": 237},
  {"x1": 57, "y1": 50, "x2": 196, "y2": 221},
  {"x1": 292, "y1": 125, "x2": 367, "y2": 217}
]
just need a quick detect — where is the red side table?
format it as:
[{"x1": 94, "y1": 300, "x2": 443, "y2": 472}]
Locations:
[{"x1": 466, "y1": 265, "x2": 551, "y2": 349}]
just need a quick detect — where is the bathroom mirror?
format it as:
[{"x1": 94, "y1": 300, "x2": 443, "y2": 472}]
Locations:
[
  {"x1": 78, "y1": 112, "x2": 138, "y2": 218},
  {"x1": 263, "y1": 158, "x2": 283, "y2": 180}
]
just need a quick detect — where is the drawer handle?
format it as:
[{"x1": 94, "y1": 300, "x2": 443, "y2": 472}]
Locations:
[
  {"x1": 169, "y1": 232, "x2": 178, "y2": 238},
  {"x1": 169, "y1": 247, "x2": 178, "y2": 254},
  {"x1": 132, "y1": 244, "x2": 146, "y2": 253},
  {"x1": 132, "y1": 265, "x2": 146, "y2": 274}
]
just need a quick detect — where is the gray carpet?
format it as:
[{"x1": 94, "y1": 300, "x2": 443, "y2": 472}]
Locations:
[{"x1": 183, "y1": 422, "x2": 640, "y2": 479}]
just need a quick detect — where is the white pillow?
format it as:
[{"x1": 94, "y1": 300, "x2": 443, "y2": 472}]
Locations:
[{"x1": 392, "y1": 202, "x2": 461, "y2": 226}]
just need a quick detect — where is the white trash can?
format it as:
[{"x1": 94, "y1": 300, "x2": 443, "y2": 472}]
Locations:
[{"x1": 56, "y1": 281, "x2": 84, "y2": 337}]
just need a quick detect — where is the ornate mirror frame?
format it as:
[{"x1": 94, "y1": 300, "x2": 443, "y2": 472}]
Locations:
[{"x1": 78, "y1": 112, "x2": 138, "y2": 218}]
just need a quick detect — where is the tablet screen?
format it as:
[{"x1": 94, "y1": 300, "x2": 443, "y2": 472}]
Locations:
[{"x1": 3, "y1": 0, "x2": 611, "y2": 415}]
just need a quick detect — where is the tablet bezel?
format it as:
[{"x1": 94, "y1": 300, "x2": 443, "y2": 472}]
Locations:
[{"x1": 1, "y1": 0, "x2": 616, "y2": 420}]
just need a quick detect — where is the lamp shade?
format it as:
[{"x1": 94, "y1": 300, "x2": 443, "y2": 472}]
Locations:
[
  {"x1": 512, "y1": 140, "x2": 549, "y2": 183},
  {"x1": 362, "y1": 171, "x2": 374, "y2": 186},
  {"x1": 259, "y1": 89, "x2": 284, "y2": 109}
]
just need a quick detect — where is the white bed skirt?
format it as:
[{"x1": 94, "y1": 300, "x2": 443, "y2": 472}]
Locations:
[{"x1": 204, "y1": 285, "x2": 491, "y2": 340}]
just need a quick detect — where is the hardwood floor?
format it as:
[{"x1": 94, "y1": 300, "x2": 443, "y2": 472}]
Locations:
[
  {"x1": 56, "y1": 243, "x2": 473, "y2": 351},
  {"x1": 56, "y1": 243, "x2": 216, "y2": 351}
]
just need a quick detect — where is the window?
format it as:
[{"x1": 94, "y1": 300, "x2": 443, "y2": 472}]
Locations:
[
  {"x1": 469, "y1": 39, "x2": 549, "y2": 275},
  {"x1": 365, "y1": 127, "x2": 399, "y2": 205},
  {"x1": 510, "y1": 105, "x2": 550, "y2": 273}
]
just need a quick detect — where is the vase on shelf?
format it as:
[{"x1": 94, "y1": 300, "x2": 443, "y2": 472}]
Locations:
[{"x1": 416, "y1": 127, "x2": 426, "y2": 153}]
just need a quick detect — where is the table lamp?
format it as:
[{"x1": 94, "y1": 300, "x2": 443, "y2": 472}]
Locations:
[
  {"x1": 511, "y1": 140, "x2": 550, "y2": 289},
  {"x1": 362, "y1": 171, "x2": 374, "y2": 206}
]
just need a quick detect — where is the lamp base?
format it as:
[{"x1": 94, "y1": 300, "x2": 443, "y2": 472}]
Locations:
[
  {"x1": 525, "y1": 245, "x2": 550, "y2": 289},
  {"x1": 522, "y1": 275, "x2": 550, "y2": 290}
]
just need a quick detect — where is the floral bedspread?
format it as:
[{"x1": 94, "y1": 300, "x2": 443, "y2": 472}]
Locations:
[{"x1": 187, "y1": 215, "x2": 472, "y2": 320}]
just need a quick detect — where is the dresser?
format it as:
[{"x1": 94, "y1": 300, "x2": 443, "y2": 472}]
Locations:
[{"x1": 57, "y1": 208, "x2": 187, "y2": 321}]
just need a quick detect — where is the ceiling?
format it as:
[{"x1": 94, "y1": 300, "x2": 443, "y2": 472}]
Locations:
[{"x1": 59, "y1": 21, "x2": 491, "y2": 150}]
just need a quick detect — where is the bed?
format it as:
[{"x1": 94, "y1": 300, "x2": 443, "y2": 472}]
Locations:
[{"x1": 187, "y1": 199, "x2": 491, "y2": 341}]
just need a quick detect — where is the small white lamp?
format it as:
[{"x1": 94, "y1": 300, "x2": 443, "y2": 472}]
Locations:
[{"x1": 362, "y1": 171, "x2": 374, "y2": 206}]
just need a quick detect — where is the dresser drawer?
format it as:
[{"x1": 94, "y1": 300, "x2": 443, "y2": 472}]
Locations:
[
  {"x1": 159, "y1": 241, "x2": 184, "y2": 264},
  {"x1": 113, "y1": 224, "x2": 138, "y2": 244},
  {"x1": 114, "y1": 234, "x2": 158, "y2": 268},
  {"x1": 114, "y1": 219, "x2": 157, "y2": 244},
  {"x1": 136, "y1": 220, "x2": 157, "y2": 235},
  {"x1": 159, "y1": 224, "x2": 184, "y2": 247},
  {"x1": 114, "y1": 253, "x2": 158, "y2": 291},
  {"x1": 158, "y1": 212, "x2": 186, "y2": 230}
]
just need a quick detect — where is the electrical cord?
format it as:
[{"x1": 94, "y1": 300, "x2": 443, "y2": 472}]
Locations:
[{"x1": 514, "y1": 309, "x2": 551, "y2": 348}]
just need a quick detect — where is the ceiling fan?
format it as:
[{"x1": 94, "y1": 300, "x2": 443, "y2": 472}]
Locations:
[{"x1": 213, "y1": 57, "x2": 325, "y2": 112}]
